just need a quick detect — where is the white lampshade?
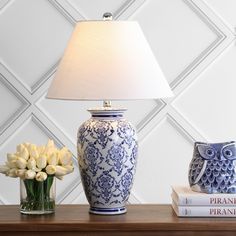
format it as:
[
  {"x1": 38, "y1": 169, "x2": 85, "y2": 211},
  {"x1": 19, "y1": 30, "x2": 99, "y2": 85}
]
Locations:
[{"x1": 47, "y1": 21, "x2": 173, "y2": 100}]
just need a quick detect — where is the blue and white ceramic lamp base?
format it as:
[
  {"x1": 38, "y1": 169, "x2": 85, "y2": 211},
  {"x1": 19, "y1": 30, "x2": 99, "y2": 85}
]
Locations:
[{"x1": 77, "y1": 108, "x2": 138, "y2": 215}]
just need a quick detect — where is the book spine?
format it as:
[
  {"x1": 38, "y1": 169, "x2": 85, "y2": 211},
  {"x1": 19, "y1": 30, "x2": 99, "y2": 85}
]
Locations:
[
  {"x1": 173, "y1": 204, "x2": 236, "y2": 217},
  {"x1": 172, "y1": 191, "x2": 236, "y2": 206}
]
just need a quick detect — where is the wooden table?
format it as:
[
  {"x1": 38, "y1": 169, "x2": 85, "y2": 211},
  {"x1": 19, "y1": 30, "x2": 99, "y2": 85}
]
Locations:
[{"x1": 1, "y1": 204, "x2": 236, "y2": 235}]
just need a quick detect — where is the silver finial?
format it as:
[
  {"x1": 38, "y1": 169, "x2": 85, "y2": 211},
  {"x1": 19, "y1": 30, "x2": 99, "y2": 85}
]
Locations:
[
  {"x1": 103, "y1": 100, "x2": 112, "y2": 108},
  {"x1": 103, "y1": 12, "x2": 113, "y2": 21}
]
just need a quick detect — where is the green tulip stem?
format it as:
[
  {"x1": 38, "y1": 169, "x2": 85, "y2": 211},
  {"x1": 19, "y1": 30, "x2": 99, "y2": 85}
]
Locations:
[{"x1": 20, "y1": 175, "x2": 55, "y2": 213}]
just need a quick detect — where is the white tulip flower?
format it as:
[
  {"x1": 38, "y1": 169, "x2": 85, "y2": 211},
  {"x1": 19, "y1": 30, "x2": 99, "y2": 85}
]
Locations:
[
  {"x1": 23, "y1": 142, "x2": 30, "y2": 148},
  {"x1": 17, "y1": 144, "x2": 25, "y2": 153},
  {"x1": 47, "y1": 139, "x2": 55, "y2": 149},
  {"x1": 37, "y1": 146, "x2": 45, "y2": 155},
  {"x1": 29, "y1": 144, "x2": 36, "y2": 150},
  {"x1": 15, "y1": 157, "x2": 27, "y2": 169},
  {"x1": 47, "y1": 153, "x2": 59, "y2": 166},
  {"x1": 46, "y1": 147, "x2": 57, "y2": 157},
  {"x1": 25, "y1": 170, "x2": 36, "y2": 179},
  {"x1": 45, "y1": 165, "x2": 56, "y2": 175},
  {"x1": 27, "y1": 158, "x2": 36, "y2": 170},
  {"x1": 0, "y1": 141, "x2": 74, "y2": 181},
  {"x1": 30, "y1": 146, "x2": 39, "y2": 159},
  {"x1": 0, "y1": 165, "x2": 10, "y2": 174},
  {"x1": 7, "y1": 153, "x2": 17, "y2": 162},
  {"x1": 58, "y1": 148, "x2": 72, "y2": 166},
  {"x1": 6, "y1": 168, "x2": 18, "y2": 178},
  {"x1": 19, "y1": 147, "x2": 29, "y2": 160},
  {"x1": 6, "y1": 160, "x2": 17, "y2": 168},
  {"x1": 34, "y1": 168, "x2": 42, "y2": 172},
  {"x1": 16, "y1": 169, "x2": 26, "y2": 179},
  {"x1": 36, "y1": 172, "x2": 47, "y2": 182},
  {"x1": 55, "y1": 165, "x2": 68, "y2": 177},
  {"x1": 64, "y1": 165, "x2": 74, "y2": 174},
  {"x1": 44, "y1": 140, "x2": 55, "y2": 156},
  {"x1": 36, "y1": 155, "x2": 47, "y2": 169}
]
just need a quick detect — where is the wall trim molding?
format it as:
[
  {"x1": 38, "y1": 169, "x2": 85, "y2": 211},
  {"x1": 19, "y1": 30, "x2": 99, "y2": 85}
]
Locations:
[
  {"x1": 169, "y1": 0, "x2": 226, "y2": 89},
  {"x1": 0, "y1": 73, "x2": 30, "y2": 135}
]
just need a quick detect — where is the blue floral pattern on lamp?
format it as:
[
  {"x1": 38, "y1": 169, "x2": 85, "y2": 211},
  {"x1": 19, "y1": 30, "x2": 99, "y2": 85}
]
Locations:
[
  {"x1": 106, "y1": 144, "x2": 128, "y2": 176},
  {"x1": 77, "y1": 109, "x2": 138, "y2": 215},
  {"x1": 83, "y1": 144, "x2": 103, "y2": 176}
]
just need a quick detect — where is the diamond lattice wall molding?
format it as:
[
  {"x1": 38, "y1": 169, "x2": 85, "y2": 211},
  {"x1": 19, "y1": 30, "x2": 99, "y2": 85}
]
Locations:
[
  {"x1": 0, "y1": 0, "x2": 9, "y2": 10},
  {"x1": 203, "y1": 0, "x2": 236, "y2": 34},
  {"x1": 67, "y1": 0, "x2": 131, "y2": 19},
  {"x1": 172, "y1": 41, "x2": 236, "y2": 142},
  {"x1": 0, "y1": 75, "x2": 29, "y2": 135},
  {"x1": 59, "y1": 181, "x2": 87, "y2": 204},
  {"x1": 132, "y1": 115, "x2": 193, "y2": 203},
  {"x1": 0, "y1": 0, "x2": 73, "y2": 94},
  {"x1": 130, "y1": 0, "x2": 223, "y2": 88}
]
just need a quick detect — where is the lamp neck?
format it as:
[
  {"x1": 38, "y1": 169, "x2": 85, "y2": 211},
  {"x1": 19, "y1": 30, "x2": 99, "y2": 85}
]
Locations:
[{"x1": 89, "y1": 108, "x2": 125, "y2": 120}]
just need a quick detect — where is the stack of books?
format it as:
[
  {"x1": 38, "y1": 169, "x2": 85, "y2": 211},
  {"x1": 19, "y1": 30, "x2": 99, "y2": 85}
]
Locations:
[{"x1": 172, "y1": 186, "x2": 236, "y2": 217}]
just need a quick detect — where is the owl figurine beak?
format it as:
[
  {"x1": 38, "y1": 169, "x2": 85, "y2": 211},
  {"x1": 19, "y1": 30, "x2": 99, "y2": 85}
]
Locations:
[{"x1": 216, "y1": 152, "x2": 222, "y2": 160}]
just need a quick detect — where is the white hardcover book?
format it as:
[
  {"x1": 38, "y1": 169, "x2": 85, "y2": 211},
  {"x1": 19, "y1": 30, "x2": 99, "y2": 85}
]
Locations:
[
  {"x1": 172, "y1": 201, "x2": 236, "y2": 217},
  {"x1": 172, "y1": 186, "x2": 236, "y2": 206}
]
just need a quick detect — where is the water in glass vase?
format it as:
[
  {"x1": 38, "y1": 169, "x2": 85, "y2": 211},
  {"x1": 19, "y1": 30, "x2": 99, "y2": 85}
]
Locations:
[{"x1": 20, "y1": 175, "x2": 55, "y2": 215}]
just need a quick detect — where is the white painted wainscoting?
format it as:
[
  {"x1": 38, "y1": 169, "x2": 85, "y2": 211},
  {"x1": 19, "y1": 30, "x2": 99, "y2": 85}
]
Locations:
[{"x1": 0, "y1": 0, "x2": 235, "y2": 205}]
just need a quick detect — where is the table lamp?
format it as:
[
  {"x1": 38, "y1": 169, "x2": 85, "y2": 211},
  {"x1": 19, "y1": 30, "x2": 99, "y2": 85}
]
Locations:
[{"x1": 47, "y1": 13, "x2": 173, "y2": 215}]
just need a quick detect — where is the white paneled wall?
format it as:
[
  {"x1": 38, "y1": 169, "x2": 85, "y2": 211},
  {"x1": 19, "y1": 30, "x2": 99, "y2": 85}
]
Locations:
[{"x1": 0, "y1": 0, "x2": 235, "y2": 205}]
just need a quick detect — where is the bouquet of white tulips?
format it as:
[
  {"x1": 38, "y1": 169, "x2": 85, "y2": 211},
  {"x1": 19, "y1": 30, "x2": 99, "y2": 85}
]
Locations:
[{"x1": 0, "y1": 140, "x2": 74, "y2": 214}]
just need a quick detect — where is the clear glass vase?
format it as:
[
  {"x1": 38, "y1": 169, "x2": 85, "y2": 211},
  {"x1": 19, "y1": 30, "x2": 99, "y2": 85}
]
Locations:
[{"x1": 20, "y1": 176, "x2": 55, "y2": 215}]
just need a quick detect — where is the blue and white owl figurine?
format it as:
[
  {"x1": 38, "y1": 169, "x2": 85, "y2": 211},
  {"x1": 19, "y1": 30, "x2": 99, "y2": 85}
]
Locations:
[{"x1": 188, "y1": 141, "x2": 236, "y2": 194}]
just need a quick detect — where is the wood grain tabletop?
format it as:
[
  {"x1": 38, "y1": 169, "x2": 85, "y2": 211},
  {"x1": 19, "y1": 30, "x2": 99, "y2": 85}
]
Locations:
[{"x1": 0, "y1": 204, "x2": 236, "y2": 236}]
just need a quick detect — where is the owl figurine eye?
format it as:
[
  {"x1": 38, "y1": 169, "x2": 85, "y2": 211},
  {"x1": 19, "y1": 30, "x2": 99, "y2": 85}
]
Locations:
[
  {"x1": 222, "y1": 144, "x2": 236, "y2": 160},
  {"x1": 224, "y1": 149, "x2": 233, "y2": 157},
  {"x1": 197, "y1": 144, "x2": 215, "y2": 160},
  {"x1": 206, "y1": 148, "x2": 215, "y2": 157}
]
